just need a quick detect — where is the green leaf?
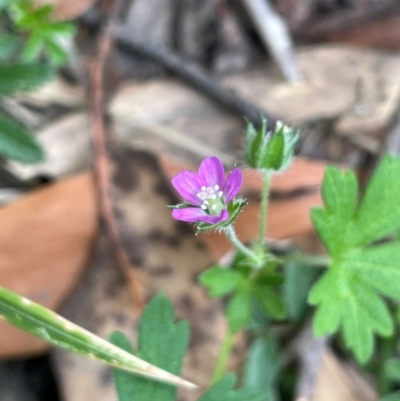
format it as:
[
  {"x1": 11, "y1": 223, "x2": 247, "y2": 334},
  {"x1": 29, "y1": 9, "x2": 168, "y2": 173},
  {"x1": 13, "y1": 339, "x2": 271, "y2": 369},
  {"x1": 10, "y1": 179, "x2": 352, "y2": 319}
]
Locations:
[
  {"x1": 309, "y1": 157, "x2": 400, "y2": 363},
  {"x1": 283, "y1": 262, "x2": 316, "y2": 321},
  {"x1": 0, "y1": 115, "x2": 43, "y2": 163},
  {"x1": 198, "y1": 374, "x2": 264, "y2": 401},
  {"x1": 46, "y1": 21, "x2": 76, "y2": 36},
  {"x1": 255, "y1": 272, "x2": 284, "y2": 287},
  {"x1": 381, "y1": 392, "x2": 400, "y2": 401},
  {"x1": 243, "y1": 335, "x2": 280, "y2": 401},
  {"x1": 0, "y1": 63, "x2": 53, "y2": 95},
  {"x1": 21, "y1": 32, "x2": 45, "y2": 62},
  {"x1": 45, "y1": 39, "x2": 69, "y2": 66},
  {"x1": 354, "y1": 156, "x2": 400, "y2": 245},
  {"x1": 111, "y1": 294, "x2": 190, "y2": 401},
  {"x1": 199, "y1": 266, "x2": 243, "y2": 298},
  {"x1": 311, "y1": 167, "x2": 358, "y2": 255},
  {"x1": 310, "y1": 258, "x2": 394, "y2": 362},
  {"x1": 0, "y1": 287, "x2": 194, "y2": 389},
  {"x1": 8, "y1": 1, "x2": 74, "y2": 66},
  {"x1": 0, "y1": 33, "x2": 20, "y2": 61},
  {"x1": 254, "y1": 286, "x2": 285, "y2": 320},
  {"x1": 226, "y1": 290, "x2": 252, "y2": 333},
  {"x1": 385, "y1": 359, "x2": 400, "y2": 383}
]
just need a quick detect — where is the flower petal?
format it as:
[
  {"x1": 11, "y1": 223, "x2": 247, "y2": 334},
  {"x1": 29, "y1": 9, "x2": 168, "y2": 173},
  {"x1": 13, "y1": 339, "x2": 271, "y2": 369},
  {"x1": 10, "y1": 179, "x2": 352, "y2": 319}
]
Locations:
[
  {"x1": 198, "y1": 156, "x2": 225, "y2": 188},
  {"x1": 172, "y1": 207, "x2": 229, "y2": 224},
  {"x1": 171, "y1": 171, "x2": 204, "y2": 205},
  {"x1": 223, "y1": 168, "x2": 243, "y2": 203}
]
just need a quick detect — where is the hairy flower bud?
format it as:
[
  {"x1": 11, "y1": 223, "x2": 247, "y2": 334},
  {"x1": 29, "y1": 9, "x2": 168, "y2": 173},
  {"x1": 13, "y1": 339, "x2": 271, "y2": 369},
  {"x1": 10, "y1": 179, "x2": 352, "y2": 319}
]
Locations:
[{"x1": 245, "y1": 119, "x2": 299, "y2": 172}]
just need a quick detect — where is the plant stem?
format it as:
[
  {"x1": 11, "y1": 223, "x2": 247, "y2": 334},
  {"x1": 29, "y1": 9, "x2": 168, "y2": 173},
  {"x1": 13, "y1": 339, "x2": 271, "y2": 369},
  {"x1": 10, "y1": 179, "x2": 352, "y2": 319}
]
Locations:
[
  {"x1": 258, "y1": 171, "x2": 271, "y2": 256},
  {"x1": 225, "y1": 225, "x2": 261, "y2": 265},
  {"x1": 212, "y1": 329, "x2": 235, "y2": 384}
]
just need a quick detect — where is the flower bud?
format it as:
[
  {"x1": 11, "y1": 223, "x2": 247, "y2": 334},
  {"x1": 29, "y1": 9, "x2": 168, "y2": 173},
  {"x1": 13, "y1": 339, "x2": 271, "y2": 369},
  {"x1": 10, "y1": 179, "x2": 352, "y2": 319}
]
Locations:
[{"x1": 245, "y1": 119, "x2": 299, "y2": 171}]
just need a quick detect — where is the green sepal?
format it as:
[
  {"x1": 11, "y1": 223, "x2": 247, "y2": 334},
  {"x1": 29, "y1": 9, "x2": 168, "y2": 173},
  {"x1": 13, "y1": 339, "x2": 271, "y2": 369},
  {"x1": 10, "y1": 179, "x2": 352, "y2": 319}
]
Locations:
[
  {"x1": 244, "y1": 117, "x2": 267, "y2": 168},
  {"x1": 257, "y1": 123, "x2": 299, "y2": 171},
  {"x1": 166, "y1": 202, "x2": 191, "y2": 209},
  {"x1": 195, "y1": 198, "x2": 247, "y2": 235},
  {"x1": 244, "y1": 119, "x2": 299, "y2": 172}
]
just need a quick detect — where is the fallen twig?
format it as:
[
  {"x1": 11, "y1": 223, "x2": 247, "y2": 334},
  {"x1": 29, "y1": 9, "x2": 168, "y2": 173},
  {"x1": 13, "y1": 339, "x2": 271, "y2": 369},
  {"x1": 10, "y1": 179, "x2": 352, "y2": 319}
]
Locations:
[
  {"x1": 116, "y1": 34, "x2": 276, "y2": 129},
  {"x1": 88, "y1": 0, "x2": 145, "y2": 310}
]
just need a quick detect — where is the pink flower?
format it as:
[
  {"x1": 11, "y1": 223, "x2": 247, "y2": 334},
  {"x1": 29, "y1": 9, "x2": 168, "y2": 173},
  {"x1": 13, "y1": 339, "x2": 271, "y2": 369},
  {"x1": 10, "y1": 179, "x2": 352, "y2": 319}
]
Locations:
[{"x1": 171, "y1": 156, "x2": 243, "y2": 224}]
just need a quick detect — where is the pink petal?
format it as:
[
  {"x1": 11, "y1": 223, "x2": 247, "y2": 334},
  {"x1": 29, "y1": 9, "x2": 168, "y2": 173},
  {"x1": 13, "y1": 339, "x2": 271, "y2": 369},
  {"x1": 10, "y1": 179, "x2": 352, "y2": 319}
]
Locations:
[
  {"x1": 223, "y1": 168, "x2": 243, "y2": 203},
  {"x1": 172, "y1": 208, "x2": 229, "y2": 224},
  {"x1": 198, "y1": 156, "x2": 225, "y2": 188},
  {"x1": 171, "y1": 171, "x2": 204, "y2": 205}
]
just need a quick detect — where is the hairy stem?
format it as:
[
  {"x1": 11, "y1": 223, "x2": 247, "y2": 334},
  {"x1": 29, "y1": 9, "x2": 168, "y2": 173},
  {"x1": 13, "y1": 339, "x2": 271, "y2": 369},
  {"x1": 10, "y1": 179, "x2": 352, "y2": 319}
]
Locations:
[
  {"x1": 212, "y1": 329, "x2": 235, "y2": 384},
  {"x1": 225, "y1": 225, "x2": 261, "y2": 265},
  {"x1": 258, "y1": 171, "x2": 271, "y2": 256}
]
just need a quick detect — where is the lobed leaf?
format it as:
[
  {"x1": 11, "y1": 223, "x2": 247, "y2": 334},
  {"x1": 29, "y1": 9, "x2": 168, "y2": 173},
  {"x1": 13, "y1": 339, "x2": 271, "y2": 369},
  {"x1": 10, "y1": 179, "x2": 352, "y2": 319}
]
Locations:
[
  {"x1": 309, "y1": 156, "x2": 400, "y2": 363},
  {"x1": 283, "y1": 263, "x2": 316, "y2": 321},
  {"x1": 379, "y1": 391, "x2": 400, "y2": 401},
  {"x1": 254, "y1": 286, "x2": 285, "y2": 320},
  {"x1": 243, "y1": 335, "x2": 280, "y2": 401},
  {"x1": 199, "y1": 266, "x2": 243, "y2": 298},
  {"x1": 198, "y1": 374, "x2": 264, "y2": 401},
  {"x1": 0, "y1": 33, "x2": 20, "y2": 61},
  {"x1": 385, "y1": 359, "x2": 400, "y2": 383},
  {"x1": 111, "y1": 294, "x2": 190, "y2": 401},
  {"x1": 380, "y1": 392, "x2": 400, "y2": 401},
  {"x1": 354, "y1": 156, "x2": 400, "y2": 246},
  {"x1": 226, "y1": 290, "x2": 252, "y2": 333}
]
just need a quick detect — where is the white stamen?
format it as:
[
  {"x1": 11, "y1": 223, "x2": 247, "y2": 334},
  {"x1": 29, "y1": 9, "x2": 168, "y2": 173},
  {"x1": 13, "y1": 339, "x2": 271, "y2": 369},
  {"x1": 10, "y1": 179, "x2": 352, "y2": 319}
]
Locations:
[
  {"x1": 210, "y1": 194, "x2": 216, "y2": 200},
  {"x1": 203, "y1": 200, "x2": 209, "y2": 205},
  {"x1": 218, "y1": 191, "x2": 223, "y2": 197},
  {"x1": 201, "y1": 186, "x2": 206, "y2": 191},
  {"x1": 211, "y1": 204, "x2": 217, "y2": 210},
  {"x1": 201, "y1": 204, "x2": 207, "y2": 210},
  {"x1": 214, "y1": 185, "x2": 219, "y2": 190}
]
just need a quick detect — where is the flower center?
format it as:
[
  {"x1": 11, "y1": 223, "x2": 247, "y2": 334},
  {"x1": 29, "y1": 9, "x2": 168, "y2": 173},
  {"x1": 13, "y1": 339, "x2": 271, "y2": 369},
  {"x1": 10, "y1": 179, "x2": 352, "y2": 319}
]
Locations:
[{"x1": 197, "y1": 184, "x2": 225, "y2": 216}]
